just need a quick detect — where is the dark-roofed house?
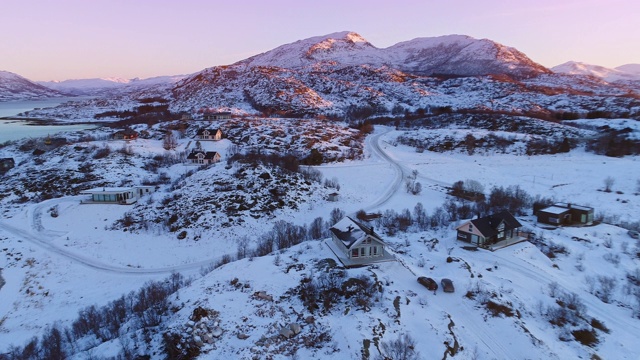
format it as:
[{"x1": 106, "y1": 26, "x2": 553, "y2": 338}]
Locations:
[
  {"x1": 187, "y1": 150, "x2": 221, "y2": 165},
  {"x1": 112, "y1": 128, "x2": 138, "y2": 140},
  {"x1": 0, "y1": 158, "x2": 15, "y2": 173},
  {"x1": 536, "y1": 202, "x2": 594, "y2": 226},
  {"x1": 456, "y1": 211, "x2": 522, "y2": 246},
  {"x1": 195, "y1": 128, "x2": 223, "y2": 141},
  {"x1": 328, "y1": 216, "x2": 393, "y2": 266},
  {"x1": 203, "y1": 112, "x2": 231, "y2": 120}
]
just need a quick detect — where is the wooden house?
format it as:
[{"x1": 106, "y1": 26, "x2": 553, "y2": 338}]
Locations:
[
  {"x1": 112, "y1": 128, "x2": 138, "y2": 140},
  {"x1": 456, "y1": 211, "x2": 522, "y2": 246},
  {"x1": 187, "y1": 150, "x2": 221, "y2": 165},
  {"x1": 330, "y1": 217, "x2": 387, "y2": 262},
  {"x1": 536, "y1": 203, "x2": 594, "y2": 226},
  {"x1": 195, "y1": 128, "x2": 223, "y2": 141}
]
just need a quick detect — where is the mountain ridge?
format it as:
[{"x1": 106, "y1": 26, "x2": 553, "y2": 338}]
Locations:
[
  {"x1": 235, "y1": 31, "x2": 550, "y2": 78},
  {"x1": 0, "y1": 70, "x2": 66, "y2": 101}
]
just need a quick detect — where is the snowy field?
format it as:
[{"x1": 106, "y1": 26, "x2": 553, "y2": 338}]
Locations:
[{"x1": 0, "y1": 126, "x2": 639, "y2": 359}]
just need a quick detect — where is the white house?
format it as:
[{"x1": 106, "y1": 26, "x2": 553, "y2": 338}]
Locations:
[
  {"x1": 81, "y1": 186, "x2": 155, "y2": 205},
  {"x1": 327, "y1": 217, "x2": 393, "y2": 267}
]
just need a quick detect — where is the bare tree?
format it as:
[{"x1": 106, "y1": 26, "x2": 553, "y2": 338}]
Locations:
[
  {"x1": 329, "y1": 208, "x2": 345, "y2": 226},
  {"x1": 163, "y1": 130, "x2": 178, "y2": 150},
  {"x1": 596, "y1": 275, "x2": 617, "y2": 303},
  {"x1": 308, "y1": 217, "x2": 325, "y2": 239},
  {"x1": 604, "y1": 176, "x2": 615, "y2": 192},
  {"x1": 464, "y1": 179, "x2": 485, "y2": 195}
]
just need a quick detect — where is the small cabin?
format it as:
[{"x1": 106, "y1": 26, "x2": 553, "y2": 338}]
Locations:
[
  {"x1": 203, "y1": 112, "x2": 231, "y2": 120},
  {"x1": 536, "y1": 203, "x2": 594, "y2": 226},
  {"x1": 82, "y1": 186, "x2": 155, "y2": 205},
  {"x1": 112, "y1": 128, "x2": 138, "y2": 141}
]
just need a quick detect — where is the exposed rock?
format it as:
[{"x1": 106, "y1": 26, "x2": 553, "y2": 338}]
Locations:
[
  {"x1": 255, "y1": 291, "x2": 273, "y2": 301},
  {"x1": 279, "y1": 327, "x2": 294, "y2": 339},
  {"x1": 289, "y1": 323, "x2": 302, "y2": 335},
  {"x1": 305, "y1": 316, "x2": 315, "y2": 324},
  {"x1": 237, "y1": 333, "x2": 250, "y2": 340},
  {"x1": 211, "y1": 326, "x2": 223, "y2": 338},
  {"x1": 193, "y1": 335, "x2": 204, "y2": 347}
]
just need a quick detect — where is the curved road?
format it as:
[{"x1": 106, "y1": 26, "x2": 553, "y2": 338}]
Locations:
[{"x1": 362, "y1": 130, "x2": 406, "y2": 211}]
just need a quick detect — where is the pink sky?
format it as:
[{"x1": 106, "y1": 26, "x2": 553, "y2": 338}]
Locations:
[{"x1": 2, "y1": 0, "x2": 639, "y2": 81}]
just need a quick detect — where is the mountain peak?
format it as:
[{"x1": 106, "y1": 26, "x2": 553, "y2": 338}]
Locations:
[{"x1": 235, "y1": 32, "x2": 547, "y2": 78}]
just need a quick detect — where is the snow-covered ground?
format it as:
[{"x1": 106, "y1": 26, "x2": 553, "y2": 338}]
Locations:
[{"x1": 0, "y1": 126, "x2": 639, "y2": 359}]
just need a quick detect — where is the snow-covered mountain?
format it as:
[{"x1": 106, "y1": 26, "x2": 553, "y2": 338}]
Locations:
[
  {"x1": 237, "y1": 31, "x2": 550, "y2": 78},
  {"x1": 552, "y1": 61, "x2": 640, "y2": 82},
  {"x1": 38, "y1": 75, "x2": 187, "y2": 96},
  {"x1": 0, "y1": 70, "x2": 65, "y2": 101},
  {"x1": 168, "y1": 31, "x2": 638, "y2": 119},
  {"x1": 616, "y1": 63, "x2": 640, "y2": 75}
]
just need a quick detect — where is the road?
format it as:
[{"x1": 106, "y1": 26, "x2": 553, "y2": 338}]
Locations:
[
  {"x1": 0, "y1": 197, "x2": 221, "y2": 275},
  {"x1": 362, "y1": 128, "x2": 450, "y2": 211}
]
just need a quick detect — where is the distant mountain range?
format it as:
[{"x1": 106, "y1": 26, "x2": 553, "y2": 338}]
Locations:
[
  {"x1": 37, "y1": 75, "x2": 187, "y2": 96},
  {"x1": 551, "y1": 61, "x2": 640, "y2": 82},
  {"x1": 3, "y1": 31, "x2": 640, "y2": 119}
]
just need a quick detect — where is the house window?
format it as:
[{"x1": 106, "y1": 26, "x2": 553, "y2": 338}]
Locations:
[
  {"x1": 351, "y1": 249, "x2": 359, "y2": 258},
  {"x1": 360, "y1": 248, "x2": 366, "y2": 257},
  {"x1": 469, "y1": 224, "x2": 473, "y2": 231},
  {"x1": 372, "y1": 246, "x2": 378, "y2": 256}
]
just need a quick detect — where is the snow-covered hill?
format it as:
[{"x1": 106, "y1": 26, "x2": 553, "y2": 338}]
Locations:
[
  {"x1": 616, "y1": 64, "x2": 640, "y2": 75},
  {"x1": 0, "y1": 121, "x2": 639, "y2": 359},
  {"x1": 0, "y1": 70, "x2": 65, "y2": 101},
  {"x1": 552, "y1": 61, "x2": 640, "y2": 82}
]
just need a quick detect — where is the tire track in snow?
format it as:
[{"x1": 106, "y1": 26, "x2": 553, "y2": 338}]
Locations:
[
  {"x1": 491, "y1": 250, "x2": 640, "y2": 336},
  {"x1": 0, "y1": 218, "x2": 219, "y2": 276}
]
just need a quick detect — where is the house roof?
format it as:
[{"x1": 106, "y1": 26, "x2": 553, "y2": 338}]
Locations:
[
  {"x1": 539, "y1": 206, "x2": 570, "y2": 215},
  {"x1": 82, "y1": 187, "x2": 136, "y2": 195},
  {"x1": 82, "y1": 186, "x2": 155, "y2": 194},
  {"x1": 114, "y1": 128, "x2": 138, "y2": 135},
  {"x1": 196, "y1": 128, "x2": 221, "y2": 136},
  {"x1": 330, "y1": 216, "x2": 384, "y2": 249},
  {"x1": 187, "y1": 150, "x2": 220, "y2": 160},
  {"x1": 459, "y1": 211, "x2": 522, "y2": 238},
  {"x1": 552, "y1": 202, "x2": 593, "y2": 212}
]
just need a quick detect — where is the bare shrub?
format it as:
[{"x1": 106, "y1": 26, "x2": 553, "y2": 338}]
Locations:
[
  {"x1": 377, "y1": 333, "x2": 420, "y2": 360},
  {"x1": 93, "y1": 145, "x2": 111, "y2": 159},
  {"x1": 603, "y1": 176, "x2": 615, "y2": 192}
]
